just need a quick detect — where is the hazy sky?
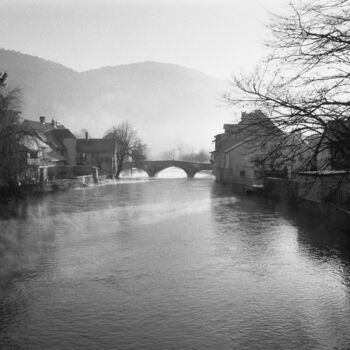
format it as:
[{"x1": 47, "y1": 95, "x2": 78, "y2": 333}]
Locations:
[{"x1": 0, "y1": 0, "x2": 291, "y2": 79}]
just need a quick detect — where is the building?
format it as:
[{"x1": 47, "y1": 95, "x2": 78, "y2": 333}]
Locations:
[
  {"x1": 15, "y1": 116, "x2": 77, "y2": 184},
  {"x1": 211, "y1": 110, "x2": 307, "y2": 188},
  {"x1": 306, "y1": 119, "x2": 350, "y2": 171},
  {"x1": 76, "y1": 132, "x2": 117, "y2": 177},
  {"x1": 21, "y1": 116, "x2": 76, "y2": 166}
]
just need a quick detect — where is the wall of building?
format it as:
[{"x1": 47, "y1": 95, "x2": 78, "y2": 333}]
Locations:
[
  {"x1": 83, "y1": 152, "x2": 114, "y2": 176},
  {"x1": 62, "y1": 138, "x2": 77, "y2": 166},
  {"x1": 215, "y1": 167, "x2": 233, "y2": 184}
]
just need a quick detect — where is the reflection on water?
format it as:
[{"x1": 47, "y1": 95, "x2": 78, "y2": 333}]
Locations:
[{"x1": 1, "y1": 174, "x2": 350, "y2": 349}]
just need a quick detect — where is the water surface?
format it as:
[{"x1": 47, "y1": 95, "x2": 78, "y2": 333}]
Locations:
[{"x1": 1, "y1": 174, "x2": 350, "y2": 349}]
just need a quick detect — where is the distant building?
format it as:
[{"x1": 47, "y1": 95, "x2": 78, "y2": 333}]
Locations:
[
  {"x1": 21, "y1": 116, "x2": 76, "y2": 166},
  {"x1": 0, "y1": 116, "x2": 78, "y2": 185},
  {"x1": 306, "y1": 119, "x2": 350, "y2": 171},
  {"x1": 211, "y1": 110, "x2": 307, "y2": 187},
  {"x1": 76, "y1": 132, "x2": 117, "y2": 177}
]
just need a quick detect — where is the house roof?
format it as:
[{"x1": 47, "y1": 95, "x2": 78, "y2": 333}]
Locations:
[
  {"x1": 77, "y1": 138, "x2": 116, "y2": 153},
  {"x1": 21, "y1": 118, "x2": 75, "y2": 154},
  {"x1": 42, "y1": 148, "x2": 66, "y2": 162},
  {"x1": 20, "y1": 135, "x2": 48, "y2": 151},
  {"x1": 20, "y1": 135, "x2": 66, "y2": 162},
  {"x1": 224, "y1": 136, "x2": 254, "y2": 153},
  {"x1": 45, "y1": 129, "x2": 76, "y2": 150},
  {"x1": 21, "y1": 119, "x2": 66, "y2": 134}
]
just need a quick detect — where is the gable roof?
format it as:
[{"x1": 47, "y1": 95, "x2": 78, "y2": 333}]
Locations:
[
  {"x1": 20, "y1": 118, "x2": 76, "y2": 164},
  {"x1": 21, "y1": 119, "x2": 66, "y2": 134},
  {"x1": 42, "y1": 148, "x2": 66, "y2": 162},
  {"x1": 20, "y1": 135, "x2": 48, "y2": 151},
  {"x1": 224, "y1": 136, "x2": 254, "y2": 153},
  {"x1": 19, "y1": 135, "x2": 66, "y2": 162},
  {"x1": 45, "y1": 129, "x2": 76, "y2": 150}
]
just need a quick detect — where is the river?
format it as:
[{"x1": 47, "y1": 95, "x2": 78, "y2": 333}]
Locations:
[{"x1": 1, "y1": 170, "x2": 350, "y2": 349}]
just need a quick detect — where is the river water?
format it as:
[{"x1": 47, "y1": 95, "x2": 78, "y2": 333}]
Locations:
[{"x1": 1, "y1": 171, "x2": 350, "y2": 349}]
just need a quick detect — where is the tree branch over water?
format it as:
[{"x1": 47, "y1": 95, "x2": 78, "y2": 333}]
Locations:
[{"x1": 226, "y1": 0, "x2": 350, "y2": 170}]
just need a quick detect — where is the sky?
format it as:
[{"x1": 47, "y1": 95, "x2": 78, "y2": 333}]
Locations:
[{"x1": 0, "y1": 0, "x2": 291, "y2": 80}]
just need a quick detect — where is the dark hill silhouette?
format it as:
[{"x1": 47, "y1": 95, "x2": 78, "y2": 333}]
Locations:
[{"x1": 0, "y1": 49, "x2": 232, "y2": 154}]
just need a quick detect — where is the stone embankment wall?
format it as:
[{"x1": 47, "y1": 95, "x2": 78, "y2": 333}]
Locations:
[
  {"x1": 47, "y1": 165, "x2": 98, "y2": 182},
  {"x1": 41, "y1": 176, "x2": 94, "y2": 192},
  {"x1": 263, "y1": 173, "x2": 350, "y2": 228},
  {"x1": 262, "y1": 177, "x2": 298, "y2": 202}
]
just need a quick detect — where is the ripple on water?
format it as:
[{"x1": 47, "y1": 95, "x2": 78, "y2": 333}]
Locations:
[{"x1": 1, "y1": 178, "x2": 350, "y2": 350}]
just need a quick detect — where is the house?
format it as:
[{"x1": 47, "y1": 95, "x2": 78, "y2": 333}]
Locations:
[
  {"x1": 17, "y1": 134, "x2": 66, "y2": 183},
  {"x1": 21, "y1": 116, "x2": 76, "y2": 166},
  {"x1": 76, "y1": 132, "x2": 117, "y2": 177},
  {"x1": 20, "y1": 134, "x2": 66, "y2": 166},
  {"x1": 14, "y1": 116, "x2": 77, "y2": 184},
  {"x1": 306, "y1": 119, "x2": 350, "y2": 171},
  {"x1": 211, "y1": 110, "x2": 307, "y2": 188}
]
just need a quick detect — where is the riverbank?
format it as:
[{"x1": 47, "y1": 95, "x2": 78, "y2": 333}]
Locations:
[
  {"x1": 223, "y1": 174, "x2": 350, "y2": 230},
  {"x1": 261, "y1": 176, "x2": 350, "y2": 230},
  {"x1": 0, "y1": 175, "x2": 95, "y2": 204}
]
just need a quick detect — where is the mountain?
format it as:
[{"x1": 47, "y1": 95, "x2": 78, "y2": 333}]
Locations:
[{"x1": 0, "y1": 49, "x2": 233, "y2": 156}]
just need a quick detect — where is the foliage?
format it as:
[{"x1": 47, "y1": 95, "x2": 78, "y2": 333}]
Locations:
[
  {"x1": 105, "y1": 121, "x2": 147, "y2": 178},
  {"x1": 226, "y1": 0, "x2": 350, "y2": 170},
  {"x1": 0, "y1": 73, "x2": 25, "y2": 187}
]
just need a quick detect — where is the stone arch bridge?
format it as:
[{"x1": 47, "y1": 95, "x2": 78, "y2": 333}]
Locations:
[{"x1": 123, "y1": 160, "x2": 213, "y2": 178}]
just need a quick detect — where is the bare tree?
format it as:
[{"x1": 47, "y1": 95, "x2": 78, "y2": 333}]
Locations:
[
  {"x1": 105, "y1": 121, "x2": 147, "y2": 179},
  {"x1": 0, "y1": 73, "x2": 25, "y2": 188},
  {"x1": 226, "y1": 0, "x2": 350, "y2": 170}
]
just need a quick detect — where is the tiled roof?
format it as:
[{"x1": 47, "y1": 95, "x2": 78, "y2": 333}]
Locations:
[
  {"x1": 20, "y1": 135, "x2": 48, "y2": 151},
  {"x1": 42, "y1": 148, "x2": 66, "y2": 162},
  {"x1": 21, "y1": 119, "x2": 65, "y2": 134},
  {"x1": 20, "y1": 135, "x2": 66, "y2": 163},
  {"x1": 45, "y1": 129, "x2": 76, "y2": 150},
  {"x1": 21, "y1": 118, "x2": 75, "y2": 152}
]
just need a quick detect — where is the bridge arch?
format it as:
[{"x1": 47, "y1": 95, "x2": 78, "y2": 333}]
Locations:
[
  {"x1": 155, "y1": 166, "x2": 188, "y2": 178},
  {"x1": 122, "y1": 160, "x2": 212, "y2": 178}
]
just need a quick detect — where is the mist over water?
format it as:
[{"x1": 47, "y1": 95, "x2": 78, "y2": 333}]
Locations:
[{"x1": 1, "y1": 171, "x2": 350, "y2": 349}]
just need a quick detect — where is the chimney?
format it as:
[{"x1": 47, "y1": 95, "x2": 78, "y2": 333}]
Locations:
[
  {"x1": 51, "y1": 118, "x2": 57, "y2": 128},
  {"x1": 39, "y1": 116, "x2": 46, "y2": 124},
  {"x1": 85, "y1": 131, "x2": 89, "y2": 140}
]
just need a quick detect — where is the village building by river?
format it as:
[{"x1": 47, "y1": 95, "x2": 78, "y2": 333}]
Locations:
[{"x1": 1, "y1": 1, "x2": 350, "y2": 347}]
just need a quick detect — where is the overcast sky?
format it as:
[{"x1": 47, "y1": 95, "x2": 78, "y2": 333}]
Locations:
[{"x1": 0, "y1": 0, "x2": 291, "y2": 79}]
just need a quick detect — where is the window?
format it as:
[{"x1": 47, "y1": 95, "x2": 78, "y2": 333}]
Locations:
[
  {"x1": 29, "y1": 151, "x2": 39, "y2": 159},
  {"x1": 240, "y1": 170, "x2": 246, "y2": 177}
]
